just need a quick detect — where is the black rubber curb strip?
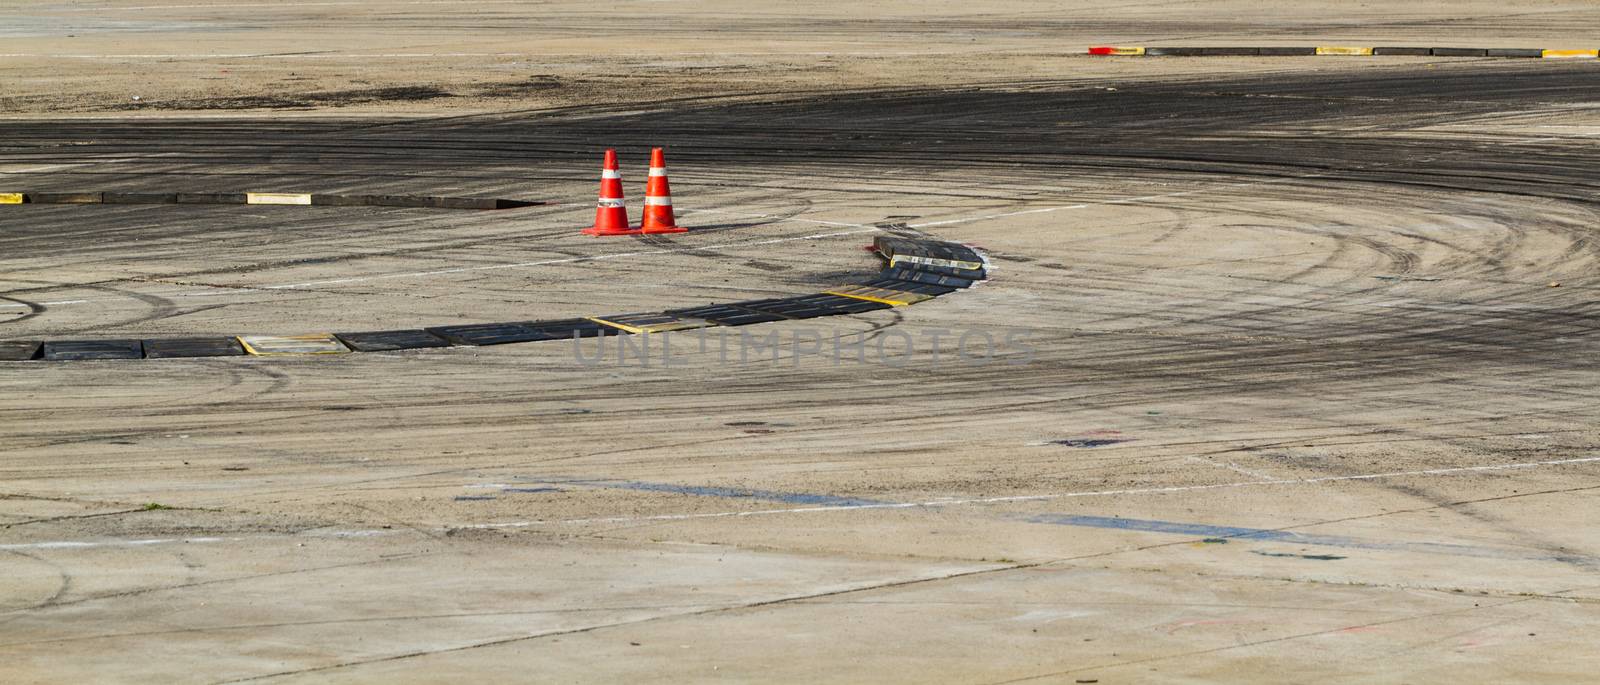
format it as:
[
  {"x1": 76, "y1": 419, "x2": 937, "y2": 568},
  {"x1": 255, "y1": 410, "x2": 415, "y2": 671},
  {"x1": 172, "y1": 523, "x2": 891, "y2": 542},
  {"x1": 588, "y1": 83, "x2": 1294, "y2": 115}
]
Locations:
[
  {"x1": 0, "y1": 236, "x2": 988, "y2": 363},
  {"x1": 1088, "y1": 46, "x2": 1598, "y2": 58},
  {"x1": 0, "y1": 191, "x2": 544, "y2": 210}
]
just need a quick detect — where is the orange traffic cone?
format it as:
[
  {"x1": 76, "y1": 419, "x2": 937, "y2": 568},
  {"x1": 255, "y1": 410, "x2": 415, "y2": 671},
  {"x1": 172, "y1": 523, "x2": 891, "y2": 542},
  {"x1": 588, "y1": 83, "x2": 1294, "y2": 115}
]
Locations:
[
  {"x1": 582, "y1": 148, "x2": 636, "y2": 236},
  {"x1": 640, "y1": 147, "x2": 685, "y2": 234}
]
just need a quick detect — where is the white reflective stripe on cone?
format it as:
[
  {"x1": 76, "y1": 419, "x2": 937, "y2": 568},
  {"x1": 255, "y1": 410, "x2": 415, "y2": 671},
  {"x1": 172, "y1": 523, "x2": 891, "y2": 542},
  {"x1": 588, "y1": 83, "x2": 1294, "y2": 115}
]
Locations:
[
  {"x1": 644, "y1": 196, "x2": 672, "y2": 206},
  {"x1": 597, "y1": 198, "x2": 625, "y2": 208},
  {"x1": 601, "y1": 170, "x2": 622, "y2": 179},
  {"x1": 648, "y1": 168, "x2": 667, "y2": 176}
]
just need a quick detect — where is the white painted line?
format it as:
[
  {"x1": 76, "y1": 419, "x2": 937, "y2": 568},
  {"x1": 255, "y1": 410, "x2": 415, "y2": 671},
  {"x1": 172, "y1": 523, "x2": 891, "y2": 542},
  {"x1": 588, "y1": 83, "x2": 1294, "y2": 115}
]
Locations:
[
  {"x1": 457, "y1": 455, "x2": 1600, "y2": 529},
  {"x1": 0, "y1": 536, "x2": 235, "y2": 551},
  {"x1": 1184, "y1": 455, "x2": 1277, "y2": 481},
  {"x1": 0, "y1": 163, "x2": 90, "y2": 175},
  {"x1": 246, "y1": 192, "x2": 312, "y2": 205},
  {"x1": 1503, "y1": 130, "x2": 1600, "y2": 146}
]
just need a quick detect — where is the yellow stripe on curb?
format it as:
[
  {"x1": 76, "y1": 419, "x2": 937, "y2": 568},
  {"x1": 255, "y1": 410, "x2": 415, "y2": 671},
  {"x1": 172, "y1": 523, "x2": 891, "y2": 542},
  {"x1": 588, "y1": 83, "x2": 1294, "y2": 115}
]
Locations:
[
  {"x1": 237, "y1": 334, "x2": 350, "y2": 356},
  {"x1": 1316, "y1": 46, "x2": 1374, "y2": 56},
  {"x1": 1108, "y1": 46, "x2": 1145, "y2": 56},
  {"x1": 823, "y1": 285, "x2": 933, "y2": 307},
  {"x1": 1542, "y1": 49, "x2": 1599, "y2": 59},
  {"x1": 0, "y1": 193, "x2": 24, "y2": 204},
  {"x1": 585, "y1": 314, "x2": 712, "y2": 334},
  {"x1": 246, "y1": 192, "x2": 313, "y2": 205}
]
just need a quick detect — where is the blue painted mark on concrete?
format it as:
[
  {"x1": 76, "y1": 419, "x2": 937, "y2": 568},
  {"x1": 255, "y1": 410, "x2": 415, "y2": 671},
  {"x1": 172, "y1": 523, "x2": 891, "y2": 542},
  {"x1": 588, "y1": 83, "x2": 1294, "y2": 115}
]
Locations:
[
  {"x1": 1026, "y1": 514, "x2": 1587, "y2": 564},
  {"x1": 502, "y1": 487, "x2": 563, "y2": 494},
  {"x1": 454, "y1": 495, "x2": 497, "y2": 501},
  {"x1": 551, "y1": 479, "x2": 887, "y2": 507}
]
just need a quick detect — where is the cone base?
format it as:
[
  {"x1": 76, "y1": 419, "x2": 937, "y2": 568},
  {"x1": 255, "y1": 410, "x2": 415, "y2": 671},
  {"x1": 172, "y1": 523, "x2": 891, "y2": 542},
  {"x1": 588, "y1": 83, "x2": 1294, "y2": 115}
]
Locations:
[
  {"x1": 640, "y1": 224, "x2": 687, "y2": 234},
  {"x1": 583, "y1": 225, "x2": 640, "y2": 236}
]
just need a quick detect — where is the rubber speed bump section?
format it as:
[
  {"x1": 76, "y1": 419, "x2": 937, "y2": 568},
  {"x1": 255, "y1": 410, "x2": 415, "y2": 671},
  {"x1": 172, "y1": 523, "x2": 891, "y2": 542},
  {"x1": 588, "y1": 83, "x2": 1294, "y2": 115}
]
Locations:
[
  {"x1": 0, "y1": 341, "x2": 42, "y2": 361},
  {"x1": 666, "y1": 303, "x2": 787, "y2": 326},
  {"x1": 0, "y1": 193, "x2": 23, "y2": 204},
  {"x1": 1258, "y1": 47, "x2": 1316, "y2": 56},
  {"x1": 1487, "y1": 48, "x2": 1544, "y2": 58},
  {"x1": 42, "y1": 340, "x2": 143, "y2": 361},
  {"x1": 822, "y1": 285, "x2": 932, "y2": 307},
  {"x1": 103, "y1": 192, "x2": 177, "y2": 204},
  {"x1": 1145, "y1": 47, "x2": 1203, "y2": 57},
  {"x1": 1431, "y1": 47, "x2": 1487, "y2": 57},
  {"x1": 1199, "y1": 47, "x2": 1258, "y2": 56},
  {"x1": 1316, "y1": 46, "x2": 1374, "y2": 56},
  {"x1": 730, "y1": 296, "x2": 854, "y2": 320},
  {"x1": 859, "y1": 277, "x2": 958, "y2": 296},
  {"x1": 881, "y1": 267, "x2": 977, "y2": 289},
  {"x1": 889, "y1": 253, "x2": 986, "y2": 273},
  {"x1": 1543, "y1": 49, "x2": 1599, "y2": 59},
  {"x1": 793, "y1": 293, "x2": 893, "y2": 314},
  {"x1": 1088, "y1": 46, "x2": 1144, "y2": 56},
  {"x1": 586, "y1": 313, "x2": 713, "y2": 334},
  {"x1": 372, "y1": 195, "x2": 503, "y2": 209},
  {"x1": 425, "y1": 322, "x2": 545, "y2": 346},
  {"x1": 246, "y1": 193, "x2": 313, "y2": 206},
  {"x1": 26, "y1": 192, "x2": 101, "y2": 204},
  {"x1": 143, "y1": 337, "x2": 246, "y2": 359},
  {"x1": 1373, "y1": 47, "x2": 1430, "y2": 56},
  {"x1": 520, "y1": 318, "x2": 620, "y2": 341},
  {"x1": 889, "y1": 258, "x2": 986, "y2": 281},
  {"x1": 238, "y1": 334, "x2": 349, "y2": 356},
  {"x1": 335, "y1": 329, "x2": 453, "y2": 352},
  {"x1": 873, "y1": 236, "x2": 982, "y2": 262},
  {"x1": 177, "y1": 192, "x2": 247, "y2": 205},
  {"x1": 312, "y1": 194, "x2": 377, "y2": 207}
]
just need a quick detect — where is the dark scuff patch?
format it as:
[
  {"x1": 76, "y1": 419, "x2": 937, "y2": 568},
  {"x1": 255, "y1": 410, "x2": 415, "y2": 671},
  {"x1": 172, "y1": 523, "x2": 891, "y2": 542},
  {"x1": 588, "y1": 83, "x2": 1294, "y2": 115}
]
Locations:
[
  {"x1": 1253, "y1": 550, "x2": 1347, "y2": 561},
  {"x1": 1049, "y1": 438, "x2": 1130, "y2": 448}
]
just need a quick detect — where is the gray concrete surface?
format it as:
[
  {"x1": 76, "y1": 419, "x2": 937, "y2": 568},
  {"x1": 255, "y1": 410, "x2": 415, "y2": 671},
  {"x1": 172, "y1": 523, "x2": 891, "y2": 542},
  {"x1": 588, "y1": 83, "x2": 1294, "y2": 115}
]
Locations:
[{"x1": 4, "y1": 2, "x2": 1600, "y2": 683}]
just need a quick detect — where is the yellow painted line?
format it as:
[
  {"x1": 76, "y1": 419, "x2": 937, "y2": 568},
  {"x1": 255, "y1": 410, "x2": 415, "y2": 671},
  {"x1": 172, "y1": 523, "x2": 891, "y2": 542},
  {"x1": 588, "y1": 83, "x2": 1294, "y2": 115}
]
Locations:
[
  {"x1": 246, "y1": 192, "x2": 313, "y2": 205},
  {"x1": 584, "y1": 316, "x2": 711, "y2": 334},
  {"x1": 823, "y1": 286, "x2": 933, "y2": 307},
  {"x1": 1542, "y1": 49, "x2": 1599, "y2": 59},
  {"x1": 0, "y1": 193, "x2": 24, "y2": 204},
  {"x1": 1109, "y1": 46, "x2": 1145, "y2": 56},
  {"x1": 889, "y1": 254, "x2": 985, "y2": 272},
  {"x1": 237, "y1": 334, "x2": 350, "y2": 356},
  {"x1": 1316, "y1": 46, "x2": 1374, "y2": 56}
]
